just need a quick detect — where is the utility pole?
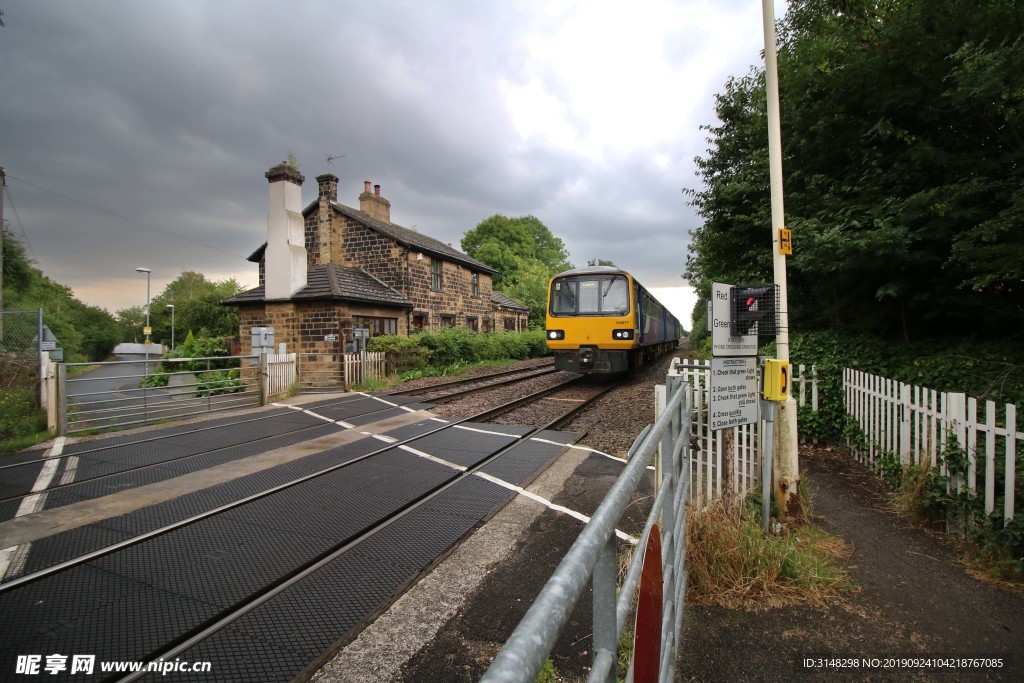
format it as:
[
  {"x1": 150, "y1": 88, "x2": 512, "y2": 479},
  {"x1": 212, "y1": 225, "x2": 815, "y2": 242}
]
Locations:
[{"x1": 761, "y1": 0, "x2": 800, "y2": 518}]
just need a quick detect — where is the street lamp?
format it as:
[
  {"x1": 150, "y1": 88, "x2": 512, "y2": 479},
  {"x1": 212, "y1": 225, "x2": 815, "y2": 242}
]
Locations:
[
  {"x1": 136, "y1": 267, "x2": 152, "y2": 422},
  {"x1": 135, "y1": 267, "x2": 152, "y2": 351},
  {"x1": 166, "y1": 304, "x2": 175, "y2": 352}
]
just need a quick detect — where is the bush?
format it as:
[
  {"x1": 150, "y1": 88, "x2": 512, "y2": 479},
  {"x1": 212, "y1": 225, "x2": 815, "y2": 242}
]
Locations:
[
  {"x1": 368, "y1": 328, "x2": 550, "y2": 373},
  {"x1": 0, "y1": 387, "x2": 46, "y2": 442}
]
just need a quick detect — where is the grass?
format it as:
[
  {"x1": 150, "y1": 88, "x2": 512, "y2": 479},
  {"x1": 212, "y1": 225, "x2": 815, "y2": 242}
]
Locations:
[{"x1": 684, "y1": 492, "x2": 855, "y2": 609}]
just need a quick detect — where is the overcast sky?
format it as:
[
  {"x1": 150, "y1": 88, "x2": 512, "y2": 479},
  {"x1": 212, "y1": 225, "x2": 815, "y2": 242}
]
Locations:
[{"x1": 1, "y1": 0, "x2": 784, "y2": 327}]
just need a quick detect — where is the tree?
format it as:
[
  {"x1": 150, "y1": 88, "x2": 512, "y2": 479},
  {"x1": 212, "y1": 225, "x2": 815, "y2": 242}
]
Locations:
[
  {"x1": 2, "y1": 229, "x2": 122, "y2": 361},
  {"x1": 686, "y1": 0, "x2": 1024, "y2": 342},
  {"x1": 148, "y1": 271, "x2": 243, "y2": 343},
  {"x1": 462, "y1": 215, "x2": 572, "y2": 326},
  {"x1": 587, "y1": 259, "x2": 617, "y2": 267}
]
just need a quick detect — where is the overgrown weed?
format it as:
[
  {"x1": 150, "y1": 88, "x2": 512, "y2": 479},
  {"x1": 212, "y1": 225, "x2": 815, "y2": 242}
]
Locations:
[{"x1": 685, "y1": 494, "x2": 854, "y2": 609}]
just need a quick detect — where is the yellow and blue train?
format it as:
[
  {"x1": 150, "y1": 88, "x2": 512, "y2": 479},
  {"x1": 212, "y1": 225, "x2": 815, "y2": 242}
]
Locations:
[{"x1": 545, "y1": 266, "x2": 681, "y2": 373}]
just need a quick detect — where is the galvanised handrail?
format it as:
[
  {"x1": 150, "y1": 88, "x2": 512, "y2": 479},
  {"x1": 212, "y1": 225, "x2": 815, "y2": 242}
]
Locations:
[{"x1": 482, "y1": 368, "x2": 692, "y2": 683}]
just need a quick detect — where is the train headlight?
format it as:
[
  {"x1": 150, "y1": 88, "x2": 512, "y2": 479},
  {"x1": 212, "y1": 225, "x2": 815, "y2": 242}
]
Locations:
[
  {"x1": 612, "y1": 329, "x2": 634, "y2": 340},
  {"x1": 547, "y1": 330, "x2": 565, "y2": 340}
]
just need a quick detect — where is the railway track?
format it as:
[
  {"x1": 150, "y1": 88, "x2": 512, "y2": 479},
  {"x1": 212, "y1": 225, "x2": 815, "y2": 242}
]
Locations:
[{"x1": 0, "y1": 363, "x2": 625, "y2": 682}]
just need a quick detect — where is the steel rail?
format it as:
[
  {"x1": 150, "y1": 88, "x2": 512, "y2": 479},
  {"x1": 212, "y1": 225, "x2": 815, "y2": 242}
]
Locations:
[
  {"x1": 0, "y1": 382, "x2": 591, "y2": 592},
  {"x1": 0, "y1": 393, "x2": 379, "y2": 471},
  {"x1": 114, "y1": 380, "x2": 612, "y2": 683},
  {"x1": 0, "y1": 396, "x2": 428, "y2": 504},
  {"x1": 386, "y1": 362, "x2": 556, "y2": 396}
]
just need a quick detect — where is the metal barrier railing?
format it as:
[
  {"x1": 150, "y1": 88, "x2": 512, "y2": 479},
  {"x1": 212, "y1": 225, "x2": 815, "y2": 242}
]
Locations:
[
  {"x1": 482, "y1": 369, "x2": 692, "y2": 683},
  {"x1": 59, "y1": 355, "x2": 261, "y2": 435}
]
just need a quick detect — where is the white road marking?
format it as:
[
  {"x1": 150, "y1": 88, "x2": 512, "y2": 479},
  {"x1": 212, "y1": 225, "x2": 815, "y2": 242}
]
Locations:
[
  {"x1": 0, "y1": 437, "x2": 66, "y2": 581},
  {"x1": 453, "y1": 424, "x2": 520, "y2": 438},
  {"x1": 359, "y1": 393, "x2": 418, "y2": 412},
  {"x1": 474, "y1": 471, "x2": 638, "y2": 545},
  {"x1": 399, "y1": 445, "x2": 466, "y2": 471},
  {"x1": 530, "y1": 438, "x2": 656, "y2": 471},
  {"x1": 272, "y1": 402, "x2": 354, "y2": 428}
]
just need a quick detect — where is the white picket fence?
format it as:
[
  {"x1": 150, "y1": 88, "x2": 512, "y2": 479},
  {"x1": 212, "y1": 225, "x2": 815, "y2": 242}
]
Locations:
[
  {"x1": 673, "y1": 359, "x2": 818, "y2": 503},
  {"x1": 843, "y1": 369, "x2": 1020, "y2": 522},
  {"x1": 263, "y1": 352, "x2": 297, "y2": 402},
  {"x1": 344, "y1": 351, "x2": 386, "y2": 389}
]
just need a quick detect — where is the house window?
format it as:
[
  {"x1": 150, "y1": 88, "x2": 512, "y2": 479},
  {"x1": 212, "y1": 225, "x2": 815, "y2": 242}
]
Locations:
[
  {"x1": 431, "y1": 259, "x2": 443, "y2": 291},
  {"x1": 471, "y1": 272, "x2": 480, "y2": 298},
  {"x1": 504, "y1": 318, "x2": 516, "y2": 332},
  {"x1": 352, "y1": 315, "x2": 398, "y2": 336},
  {"x1": 412, "y1": 312, "x2": 427, "y2": 331},
  {"x1": 482, "y1": 317, "x2": 491, "y2": 333},
  {"x1": 467, "y1": 316, "x2": 479, "y2": 333},
  {"x1": 441, "y1": 314, "x2": 456, "y2": 329}
]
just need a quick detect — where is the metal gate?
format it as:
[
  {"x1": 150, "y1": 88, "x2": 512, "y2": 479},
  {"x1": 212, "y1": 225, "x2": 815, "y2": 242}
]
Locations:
[{"x1": 58, "y1": 354, "x2": 261, "y2": 435}]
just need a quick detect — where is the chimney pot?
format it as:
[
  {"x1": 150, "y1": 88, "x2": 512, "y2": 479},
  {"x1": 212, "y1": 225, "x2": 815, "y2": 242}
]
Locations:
[
  {"x1": 316, "y1": 173, "x2": 338, "y2": 202},
  {"x1": 364, "y1": 180, "x2": 371, "y2": 193},
  {"x1": 374, "y1": 184, "x2": 381, "y2": 196}
]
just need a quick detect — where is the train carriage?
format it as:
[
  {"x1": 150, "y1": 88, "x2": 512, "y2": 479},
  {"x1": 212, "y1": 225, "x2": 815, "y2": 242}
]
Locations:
[{"x1": 545, "y1": 266, "x2": 681, "y2": 373}]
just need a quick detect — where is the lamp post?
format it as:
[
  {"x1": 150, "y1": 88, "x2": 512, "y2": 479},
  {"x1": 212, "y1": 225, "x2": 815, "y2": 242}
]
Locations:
[
  {"x1": 135, "y1": 267, "x2": 152, "y2": 353},
  {"x1": 166, "y1": 304, "x2": 175, "y2": 352},
  {"x1": 136, "y1": 267, "x2": 152, "y2": 423}
]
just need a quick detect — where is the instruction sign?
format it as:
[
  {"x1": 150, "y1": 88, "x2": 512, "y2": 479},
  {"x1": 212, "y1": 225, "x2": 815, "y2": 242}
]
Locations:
[
  {"x1": 711, "y1": 282, "x2": 757, "y2": 356},
  {"x1": 709, "y1": 356, "x2": 759, "y2": 430}
]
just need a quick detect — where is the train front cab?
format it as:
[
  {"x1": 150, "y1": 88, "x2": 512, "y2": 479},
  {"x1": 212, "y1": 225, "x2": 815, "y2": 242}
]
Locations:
[{"x1": 546, "y1": 269, "x2": 637, "y2": 373}]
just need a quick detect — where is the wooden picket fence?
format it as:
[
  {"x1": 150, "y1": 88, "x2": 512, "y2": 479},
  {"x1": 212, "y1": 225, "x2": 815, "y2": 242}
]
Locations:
[
  {"x1": 344, "y1": 351, "x2": 386, "y2": 389},
  {"x1": 673, "y1": 359, "x2": 818, "y2": 503},
  {"x1": 843, "y1": 368, "x2": 1020, "y2": 523},
  {"x1": 263, "y1": 352, "x2": 297, "y2": 402}
]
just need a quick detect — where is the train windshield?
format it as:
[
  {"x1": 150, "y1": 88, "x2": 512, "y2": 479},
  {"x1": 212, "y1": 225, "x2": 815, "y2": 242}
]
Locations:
[{"x1": 550, "y1": 275, "x2": 629, "y2": 315}]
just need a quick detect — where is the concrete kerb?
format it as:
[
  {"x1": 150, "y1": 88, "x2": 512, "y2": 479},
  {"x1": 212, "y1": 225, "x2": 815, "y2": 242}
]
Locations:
[{"x1": 312, "y1": 445, "x2": 592, "y2": 683}]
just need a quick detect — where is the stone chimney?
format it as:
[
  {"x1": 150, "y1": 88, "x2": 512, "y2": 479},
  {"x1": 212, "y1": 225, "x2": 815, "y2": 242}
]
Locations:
[
  {"x1": 315, "y1": 174, "x2": 339, "y2": 265},
  {"x1": 264, "y1": 163, "x2": 307, "y2": 300},
  {"x1": 359, "y1": 179, "x2": 391, "y2": 223}
]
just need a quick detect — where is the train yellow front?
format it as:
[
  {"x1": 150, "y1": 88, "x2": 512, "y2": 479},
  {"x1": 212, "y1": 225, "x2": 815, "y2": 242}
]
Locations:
[{"x1": 545, "y1": 266, "x2": 681, "y2": 373}]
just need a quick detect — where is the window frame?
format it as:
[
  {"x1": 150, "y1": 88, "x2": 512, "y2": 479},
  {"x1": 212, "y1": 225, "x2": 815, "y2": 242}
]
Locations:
[{"x1": 431, "y1": 259, "x2": 443, "y2": 291}]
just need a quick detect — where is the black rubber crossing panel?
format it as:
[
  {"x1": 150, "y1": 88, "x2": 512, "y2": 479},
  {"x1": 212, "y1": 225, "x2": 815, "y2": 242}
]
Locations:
[
  {"x1": 0, "y1": 498, "x2": 20, "y2": 523},
  {"x1": 58, "y1": 406, "x2": 300, "y2": 455},
  {"x1": 340, "y1": 406, "x2": 421, "y2": 427},
  {"x1": 0, "y1": 564, "x2": 149, "y2": 652},
  {"x1": 93, "y1": 516, "x2": 337, "y2": 609},
  {"x1": 0, "y1": 579, "x2": 222, "y2": 676},
  {"x1": 0, "y1": 464, "x2": 49, "y2": 501},
  {"x1": 401, "y1": 425, "x2": 519, "y2": 468},
  {"x1": 162, "y1": 476, "x2": 511, "y2": 682},
  {"x1": 479, "y1": 431, "x2": 579, "y2": 486},
  {"x1": 13, "y1": 523, "x2": 134, "y2": 578}
]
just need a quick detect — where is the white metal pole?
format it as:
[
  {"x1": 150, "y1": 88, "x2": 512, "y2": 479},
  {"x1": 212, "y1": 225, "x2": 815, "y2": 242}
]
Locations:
[{"x1": 761, "y1": 0, "x2": 800, "y2": 518}]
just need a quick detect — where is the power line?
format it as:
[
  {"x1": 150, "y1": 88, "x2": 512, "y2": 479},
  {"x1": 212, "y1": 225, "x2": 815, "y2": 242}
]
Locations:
[
  {"x1": 3, "y1": 186, "x2": 37, "y2": 260},
  {"x1": 6, "y1": 173, "x2": 250, "y2": 260}
]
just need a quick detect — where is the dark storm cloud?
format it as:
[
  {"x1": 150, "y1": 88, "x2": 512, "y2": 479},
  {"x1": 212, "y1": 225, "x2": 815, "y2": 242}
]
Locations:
[{"x1": 1, "y1": 0, "x2": 773, "y2": 312}]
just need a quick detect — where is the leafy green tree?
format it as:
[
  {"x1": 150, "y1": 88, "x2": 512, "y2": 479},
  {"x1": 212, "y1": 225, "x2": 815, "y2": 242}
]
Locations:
[
  {"x1": 462, "y1": 215, "x2": 573, "y2": 326},
  {"x1": 686, "y1": 0, "x2": 1024, "y2": 342},
  {"x1": 147, "y1": 271, "x2": 244, "y2": 344},
  {"x1": 587, "y1": 259, "x2": 617, "y2": 267},
  {"x1": 2, "y1": 228, "x2": 121, "y2": 361}
]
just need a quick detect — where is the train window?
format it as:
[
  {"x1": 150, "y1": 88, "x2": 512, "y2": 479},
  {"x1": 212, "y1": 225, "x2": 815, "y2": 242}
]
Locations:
[
  {"x1": 551, "y1": 281, "x2": 578, "y2": 314},
  {"x1": 550, "y1": 275, "x2": 629, "y2": 315}
]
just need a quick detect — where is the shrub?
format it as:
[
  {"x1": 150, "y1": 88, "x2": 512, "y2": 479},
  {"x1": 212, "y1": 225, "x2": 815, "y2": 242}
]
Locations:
[{"x1": 0, "y1": 387, "x2": 46, "y2": 442}]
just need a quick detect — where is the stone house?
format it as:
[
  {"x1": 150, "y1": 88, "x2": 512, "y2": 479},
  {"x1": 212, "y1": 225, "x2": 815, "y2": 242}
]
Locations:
[{"x1": 224, "y1": 164, "x2": 529, "y2": 381}]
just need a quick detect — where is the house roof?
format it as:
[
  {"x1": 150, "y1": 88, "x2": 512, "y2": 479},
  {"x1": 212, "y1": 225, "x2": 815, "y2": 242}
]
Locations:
[
  {"x1": 224, "y1": 264, "x2": 411, "y2": 307},
  {"x1": 246, "y1": 201, "x2": 498, "y2": 275},
  {"x1": 490, "y1": 290, "x2": 529, "y2": 312}
]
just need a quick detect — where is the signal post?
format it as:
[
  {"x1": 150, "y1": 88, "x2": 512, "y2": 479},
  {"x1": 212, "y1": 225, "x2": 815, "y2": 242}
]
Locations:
[{"x1": 762, "y1": 0, "x2": 800, "y2": 519}]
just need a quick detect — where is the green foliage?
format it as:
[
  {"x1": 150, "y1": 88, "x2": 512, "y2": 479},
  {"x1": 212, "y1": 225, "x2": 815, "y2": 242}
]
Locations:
[
  {"x1": 369, "y1": 328, "x2": 550, "y2": 375},
  {"x1": 785, "y1": 331, "x2": 1024, "y2": 443},
  {"x1": 123, "y1": 271, "x2": 243, "y2": 345},
  {"x1": 2, "y1": 228, "x2": 122, "y2": 362},
  {"x1": 461, "y1": 214, "x2": 573, "y2": 327},
  {"x1": 881, "y1": 434, "x2": 1024, "y2": 578},
  {"x1": 139, "y1": 334, "x2": 239, "y2": 394},
  {"x1": 0, "y1": 387, "x2": 46, "y2": 445},
  {"x1": 534, "y1": 659, "x2": 556, "y2": 683},
  {"x1": 686, "y1": 0, "x2": 1024, "y2": 342}
]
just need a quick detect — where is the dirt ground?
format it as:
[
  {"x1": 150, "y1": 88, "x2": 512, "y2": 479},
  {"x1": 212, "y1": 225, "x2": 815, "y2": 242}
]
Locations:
[{"x1": 396, "y1": 347, "x2": 1023, "y2": 682}]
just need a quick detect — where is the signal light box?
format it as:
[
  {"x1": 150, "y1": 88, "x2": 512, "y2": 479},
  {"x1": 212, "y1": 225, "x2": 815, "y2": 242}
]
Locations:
[{"x1": 711, "y1": 282, "x2": 757, "y2": 357}]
